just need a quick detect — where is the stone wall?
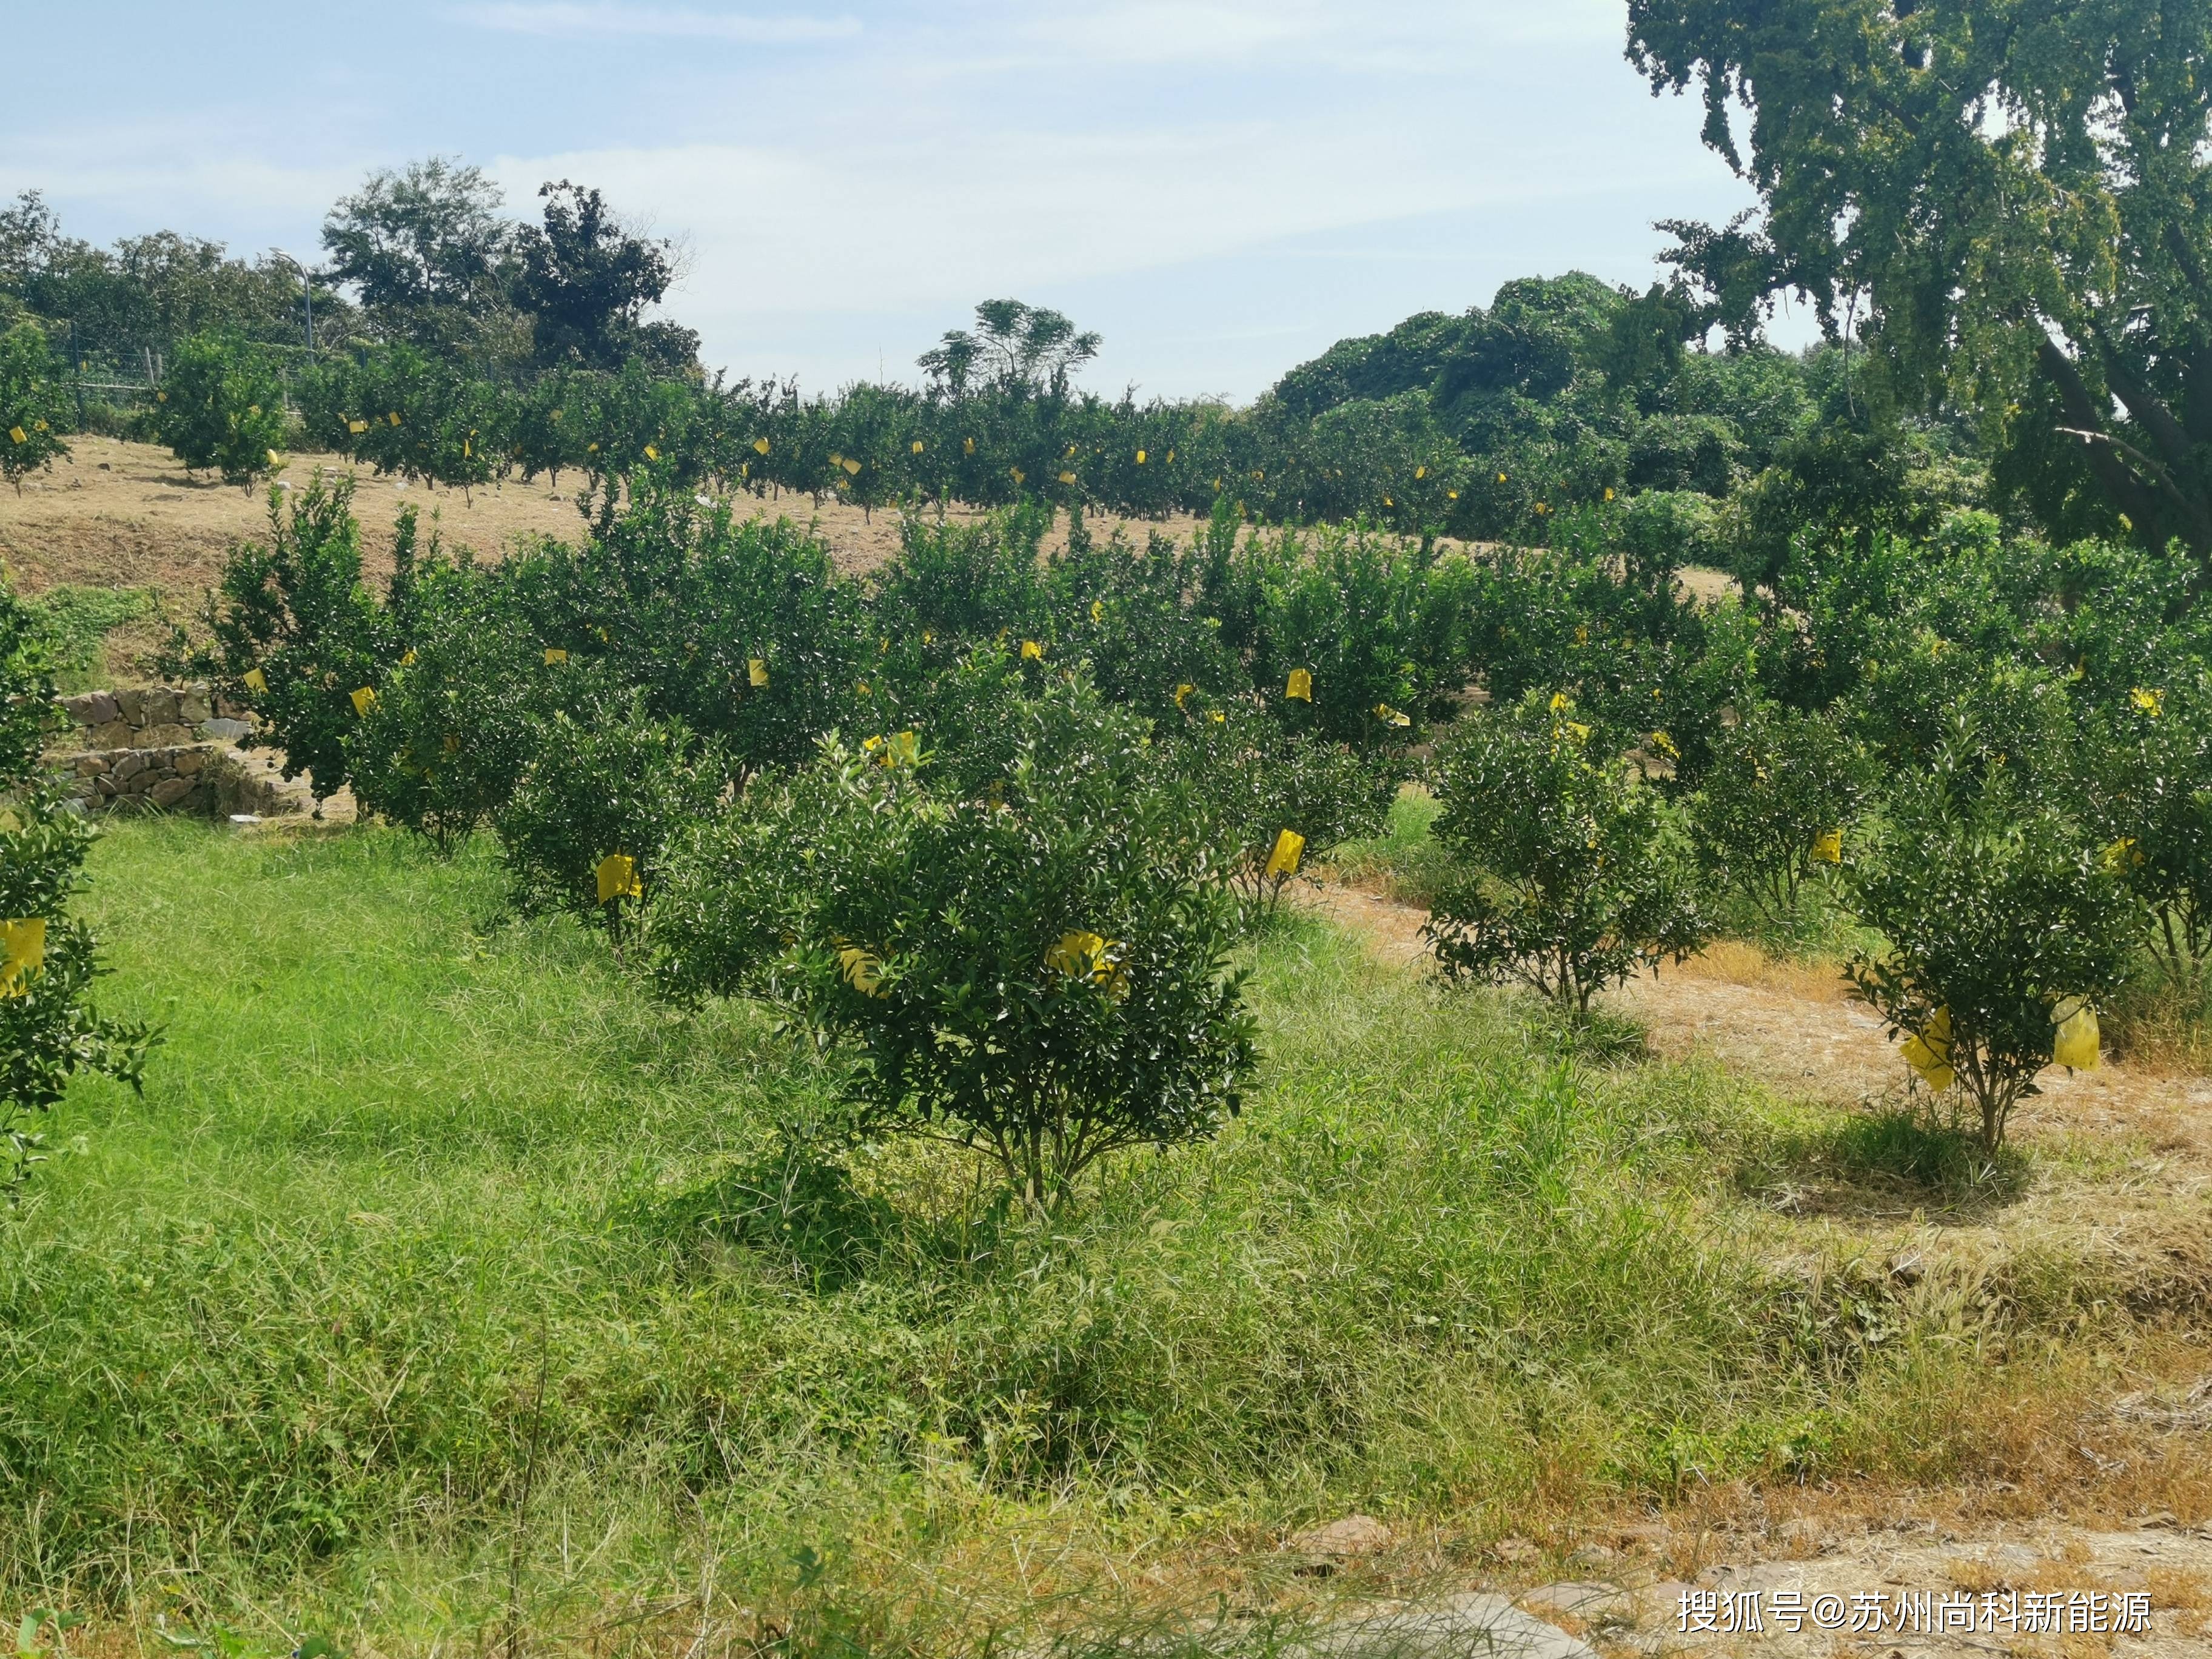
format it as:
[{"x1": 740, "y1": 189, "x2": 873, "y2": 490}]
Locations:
[{"x1": 53, "y1": 685, "x2": 260, "y2": 815}]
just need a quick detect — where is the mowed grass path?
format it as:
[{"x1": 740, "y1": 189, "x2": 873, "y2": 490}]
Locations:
[{"x1": 0, "y1": 820, "x2": 2059, "y2": 1651}]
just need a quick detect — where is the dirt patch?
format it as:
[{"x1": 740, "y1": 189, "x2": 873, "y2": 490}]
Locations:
[{"x1": 0, "y1": 435, "x2": 1214, "y2": 608}]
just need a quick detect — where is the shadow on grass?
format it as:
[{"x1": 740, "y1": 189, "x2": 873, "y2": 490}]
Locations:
[
  {"x1": 632, "y1": 1141, "x2": 902, "y2": 1293},
  {"x1": 1744, "y1": 1100, "x2": 2029, "y2": 1218}
]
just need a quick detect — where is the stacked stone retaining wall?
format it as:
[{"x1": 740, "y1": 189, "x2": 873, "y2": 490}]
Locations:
[{"x1": 52, "y1": 685, "x2": 261, "y2": 816}]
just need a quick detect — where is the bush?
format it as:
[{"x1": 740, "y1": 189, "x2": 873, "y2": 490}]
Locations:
[
  {"x1": 0, "y1": 321, "x2": 70, "y2": 495},
  {"x1": 495, "y1": 685, "x2": 725, "y2": 941},
  {"x1": 2076, "y1": 677, "x2": 2212, "y2": 988},
  {"x1": 153, "y1": 333, "x2": 289, "y2": 491},
  {"x1": 1845, "y1": 744, "x2": 2133, "y2": 1152},
  {"x1": 1168, "y1": 701, "x2": 1397, "y2": 916},
  {"x1": 0, "y1": 575, "x2": 153, "y2": 1196},
  {"x1": 1424, "y1": 693, "x2": 1709, "y2": 1011},
  {"x1": 344, "y1": 560, "x2": 545, "y2": 850},
  {"x1": 650, "y1": 681, "x2": 1255, "y2": 1212},
  {"x1": 166, "y1": 477, "x2": 395, "y2": 802},
  {"x1": 1689, "y1": 700, "x2": 1868, "y2": 930}
]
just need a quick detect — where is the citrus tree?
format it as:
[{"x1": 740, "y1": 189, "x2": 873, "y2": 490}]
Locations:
[
  {"x1": 153, "y1": 333, "x2": 289, "y2": 491},
  {"x1": 1689, "y1": 699, "x2": 1868, "y2": 929},
  {"x1": 0, "y1": 572, "x2": 153, "y2": 1197},
  {"x1": 1845, "y1": 740, "x2": 2133, "y2": 1153},
  {"x1": 0, "y1": 320, "x2": 69, "y2": 495},
  {"x1": 1424, "y1": 692, "x2": 1709, "y2": 1012},
  {"x1": 2076, "y1": 677, "x2": 2212, "y2": 989},
  {"x1": 649, "y1": 682, "x2": 1256, "y2": 1213}
]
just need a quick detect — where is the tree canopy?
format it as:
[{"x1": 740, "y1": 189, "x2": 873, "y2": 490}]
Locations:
[{"x1": 1628, "y1": 0, "x2": 2212, "y2": 569}]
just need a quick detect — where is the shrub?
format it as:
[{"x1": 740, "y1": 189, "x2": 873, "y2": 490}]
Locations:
[
  {"x1": 1424, "y1": 693, "x2": 1709, "y2": 1011},
  {"x1": 650, "y1": 682, "x2": 1255, "y2": 1212},
  {"x1": 1689, "y1": 700, "x2": 1868, "y2": 929},
  {"x1": 2076, "y1": 677, "x2": 2212, "y2": 989},
  {"x1": 495, "y1": 685, "x2": 725, "y2": 941},
  {"x1": 153, "y1": 333, "x2": 289, "y2": 491},
  {"x1": 1167, "y1": 701, "x2": 1397, "y2": 916},
  {"x1": 1845, "y1": 745, "x2": 2133, "y2": 1153},
  {"x1": 345, "y1": 561, "x2": 545, "y2": 850},
  {"x1": 166, "y1": 477, "x2": 395, "y2": 803},
  {"x1": 0, "y1": 575, "x2": 153, "y2": 1196},
  {"x1": 0, "y1": 321, "x2": 70, "y2": 495}
]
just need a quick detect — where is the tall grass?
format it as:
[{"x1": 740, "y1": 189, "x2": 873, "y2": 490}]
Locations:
[{"x1": 0, "y1": 820, "x2": 2150, "y2": 1651}]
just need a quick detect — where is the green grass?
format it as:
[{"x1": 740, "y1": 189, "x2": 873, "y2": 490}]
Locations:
[
  {"x1": 24, "y1": 585, "x2": 157, "y2": 692},
  {"x1": 1322, "y1": 785, "x2": 1449, "y2": 906},
  {"x1": 0, "y1": 820, "x2": 2143, "y2": 1655}
]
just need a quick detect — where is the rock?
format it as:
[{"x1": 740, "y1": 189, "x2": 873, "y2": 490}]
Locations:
[
  {"x1": 114, "y1": 689, "x2": 144, "y2": 725},
  {"x1": 173, "y1": 750, "x2": 205, "y2": 776},
  {"x1": 198, "y1": 717, "x2": 253, "y2": 742},
  {"x1": 90, "y1": 720, "x2": 135, "y2": 750},
  {"x1": 1289, "y1": 1515, "x2": 1395, "y2": 1560},
  {"x1": 94, "y1": 776, "x2": 117, "y2": 798},
  {"x1": 141, "y1": 688, "x2": 180, "y2": 725},
  {"x1": 178, "y1": 691, "x2": 212, "y2": 724},
  {"x1": 113, "y1": 753, "x2": 146, "y2": 783},
  {"x1": 1566, "y1": 1543, "x2": 1620, "y2": 1571},
  {"x1": 149, "y1": 776, "x2": 195, "y2": 808},
  {"x1": 1309, "y1": 1594, "x2": 1600, "y2": 1659},
  {"x1": 74, "y1": 754, "x2": 107, "y2": 776},
  {"x1": 1493, "y1": 1537, "x2": 1541, "y2": 1564},
  {"x1": 61, "y1": 693, "x2": 104, "y2": 723}
]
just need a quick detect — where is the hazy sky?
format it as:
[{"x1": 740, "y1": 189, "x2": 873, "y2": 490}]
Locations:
[{"x1": 0, "y1": 1, "x2": 1783, "y2": 400}]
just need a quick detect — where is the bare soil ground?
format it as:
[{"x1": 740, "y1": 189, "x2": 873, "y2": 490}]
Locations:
[
  {"x1": 0, "y1": 432, "x2": 1209, "y2": 611},
  {"x1": 1292, "y1": 878, "x2": 2212, "y2": 1657}
]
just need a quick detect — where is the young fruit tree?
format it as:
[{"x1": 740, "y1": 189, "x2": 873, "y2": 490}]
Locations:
[
  {"x1": 154, "y1": 333, "x2": 290, "y2": 492},
  {"x1": 1845, "y1": 749, "x2": 2133, "y2": 1154},
  {"x1": 0, "y1": 575, "x2": 153, "y2": 1196},
  {"x1": 1689, "y1": 699, "x2": 1868, "y2": 930},
  {"x1": 649, "y1": 682, "x2": 1256, "y2": 1214},
  {"x1": 0, "y1": 321, "x2": 70, "y2": 496},
  {"x1": 1424, "y1": 692, "x2": 1709, "y2": 1013}
]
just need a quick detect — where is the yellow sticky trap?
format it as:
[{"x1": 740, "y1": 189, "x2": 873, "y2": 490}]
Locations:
[
  {"x1": 1011, "y1": 468, "x2": 1025, "y2": 484},
  {"x1": 1649, "y1": 730, "x2": 1680, "y2": 759},
  {"x1": 868, "y1": 729, "x2": 920, "y2": 768},
  {"x1": 1575, "y1": 625, "x2": 1589, "y2": 644},
  {"x1": 243, "y1": 668, "x2": 268, "y2": 694},
  {"x1": 1383, "y1": 497, "x2": 1394, "y2": 508},
  {"x1": 1090, "y1": 600, "x2": 1105, "y2": 624},
  {"x1": 1811, "y1": 828, "x2": 1843, "y2": 864},
  {"x1": 387, "y1": 411, "x2": 401, "y2": 426},
  {"x1": 1415, "y1": 465, "x2": 1427, "y2": 480},
  {"x1": 1174, "y1": 682, "x2": 1195, "y2": 708},
  {"x1": 2052, "y1": 998, "x2": 2100, "y2": 1070},
  {"x1": 1604, "y1": 487, "x2": 1615, "y2": 501},
  {"x1": 1497, "y1": 472, "x2": 1507, "y2": 484},
  {"x1": 1021, "y1": 640, "x2": 1044, "y2": 662},
  {"x1": 644, "y1": 444, "x2": 660, "y2": 461},
  {"x1": 964, "y1": 437, "x2": 976, "y2": 454},
  {"x1": 1549, "y1": 691, "x2": 1571, "y2": 712},
  {"x1": 1900, "y1": 1006, "x2": 1955, "y2": 1093},
  {"x1": 7, "y1": 427, "x2": 25, "y2": 445},
  {"x1": 749, "y1": 657, "x2": 769, "y2": 688},
  {"x1": 0, "y1": 918, "x2": 46, "y2": 997},
  {"x1": 838, "y1": 945, "x2": 886, "y2": 997},
  {"x1": 1046, "y1": 930, "x2": 1106, "y2": 979},
  {"x1": 1563, "y1": 721, "x2": 1591, "y2": 745},
  {"x1": 911, "y1": 440, "x2": 924, "y2": 454},
  {"x1": 443, "y1": 733, "x2": 461, "y2": 754},
  {"x1": 596, "y1": 853, "x2": 642, "y2": 904},
  {"x1": 1058, "y1": 471, "x2": 1076, "y2": 484},
  {"x1": 1136, "y1": 449, "x2": 1147, "y2": 464},
  {"x1": 752, "y1": 436, "x2": 771, "y2": 455},
  {"x1": 265, "y1": 451, "x2": 282, "y2": 471},
  {"x1": 544, "y1": 648, "x2": 568, "y2": 666},
  {"x1": 2102, "y1": 836, "x2": 2143, "y2": 871},
  {"x1": 843, "y1": 458, "x2": 861, "y2": 475},
  {"x1": 2132, "y1": 687, "x2": 2165, "y2": 717},
  {"x1": 1265, "y1": 828, "x2": 1306, "y2": 879},
  {"x1": 1208, "y1": 709, "x2": 1225, "y2": 723},
  {"x1": 349, "y1": 686, "x2": 378, "y2": 717},
  {"x1": 399, "y1": 649, "x2": 418, "y2": 667},
  {"x1": 1376, "y1": 703, "x2": 1411, "y2": 728},
  {"x1": 1285, "y1": 668, "x2": 1313, "y2": 703},
  {"x1": 347, "y1": 418, "x2": 369, "y2": 435}
]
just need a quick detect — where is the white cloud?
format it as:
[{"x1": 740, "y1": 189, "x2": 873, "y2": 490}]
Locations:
[{"x1": 458, "y1": 3, "x2": 860, "y2": 43}]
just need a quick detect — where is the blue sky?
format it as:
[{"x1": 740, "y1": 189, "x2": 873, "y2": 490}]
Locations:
[{"x1": 0, "y1": 1, "x2": 1791, "y2": 400}]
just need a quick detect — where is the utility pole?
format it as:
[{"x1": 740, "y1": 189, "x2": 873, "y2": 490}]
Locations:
[{"x1": 272, "y1": 250, "x2": 313, "y2": 351}]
